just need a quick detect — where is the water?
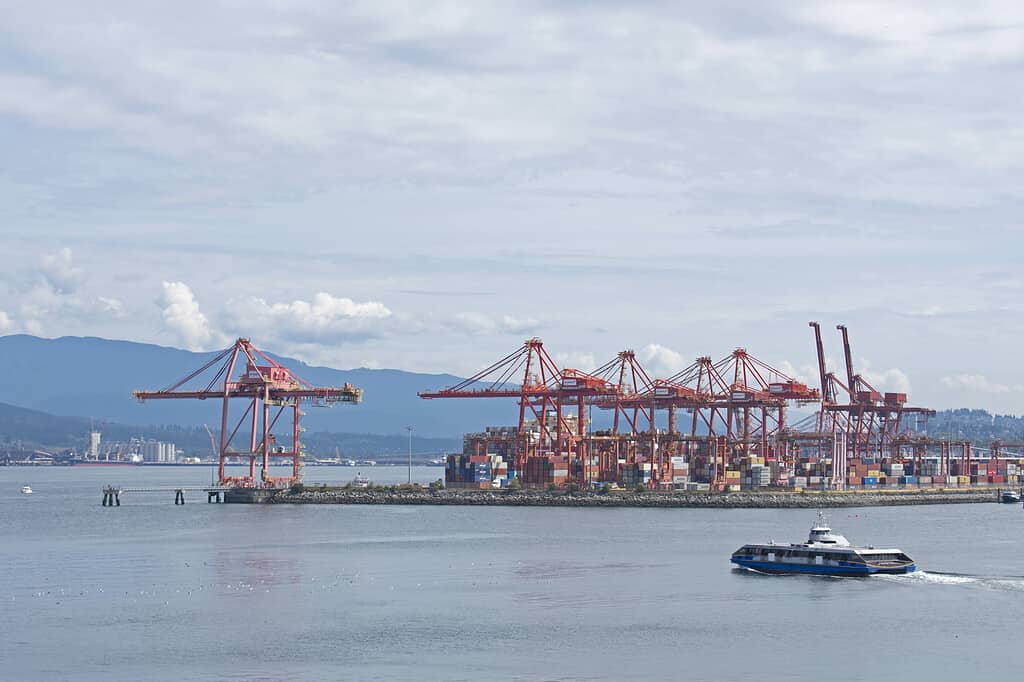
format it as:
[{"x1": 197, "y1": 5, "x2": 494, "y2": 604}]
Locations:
[{"x1": 1, "y1": 467, "x2": 1021, "y2": 681}]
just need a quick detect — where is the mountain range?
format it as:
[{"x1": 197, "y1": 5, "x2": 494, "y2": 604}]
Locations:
[{"x1": 0, "y1": 334, "x2": 513, "y2": 439}]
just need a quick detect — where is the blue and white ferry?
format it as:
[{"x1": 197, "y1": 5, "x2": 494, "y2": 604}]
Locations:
[{"x1": 731, "y1": 513, "x2": 916, "y2": 576}]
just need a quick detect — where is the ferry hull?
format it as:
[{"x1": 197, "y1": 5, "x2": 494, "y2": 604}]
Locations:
[{"x1": 732, "y1": 559, "x2": 916, "y2": 576}]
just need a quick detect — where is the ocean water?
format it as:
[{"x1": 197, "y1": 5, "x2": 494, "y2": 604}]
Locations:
[{"x1": 1, "y1": 466, "x2": 1021, "y2": 681}]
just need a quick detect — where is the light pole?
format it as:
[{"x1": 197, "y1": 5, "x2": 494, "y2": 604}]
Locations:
[{"x1": 406, "y1": 425, "x2": 413, "y2": 484}]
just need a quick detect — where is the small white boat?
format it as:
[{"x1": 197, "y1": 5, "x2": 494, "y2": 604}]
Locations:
[
  {"x1": 21, "y1": 485, "x2": 33, "y2": 495},
  {"x1": 352, "y1": 473, "x2": 370, "y2": 488}
]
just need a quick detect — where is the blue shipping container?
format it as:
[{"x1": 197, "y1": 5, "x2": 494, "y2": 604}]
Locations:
[{"x1": 862, "y1": 476, "x2": 878, "y2": 485}]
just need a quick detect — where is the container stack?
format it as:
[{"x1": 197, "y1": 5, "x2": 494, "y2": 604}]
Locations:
[
  {"x1": 523, "y1": 455, "x2": 568, "y2": 488},
  {"x1": 671, "y1": 456, "x2": 689, "y2": 489},
  {"x1": 445, "y1": 453, "x2": 514, "y2": 488}
]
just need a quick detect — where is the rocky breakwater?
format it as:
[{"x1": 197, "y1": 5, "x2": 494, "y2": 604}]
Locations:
[{"x1": 268, "y1": 486, "x2": 1004, "y2": 508}]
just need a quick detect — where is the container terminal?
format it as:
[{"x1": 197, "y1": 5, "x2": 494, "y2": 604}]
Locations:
[
  {"x1": 423, "y1": 323, "x2": 1023, "y2": 493},
  {"x1": 122, "y1": 326, "x2": 1023, "y2": 503}
]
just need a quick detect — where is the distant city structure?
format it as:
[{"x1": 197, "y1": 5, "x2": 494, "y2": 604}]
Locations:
[
  {"x1": 140, "y1": 440, "x2": 178, "y2": 463},
  {"x1": 83, "y1": 434, "x2": 179, "y2": 463}
]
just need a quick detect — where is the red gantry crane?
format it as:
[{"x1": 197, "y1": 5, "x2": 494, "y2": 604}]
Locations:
[
  {"x1": 418, "y1": 338, "x2": 620, "y2": 478},
  {"x1": 134, "y1": 338, "x2": 362, "y2": 488},
  {"x1": 805, "y1": 322, "x2": 934, "y2": 486}
]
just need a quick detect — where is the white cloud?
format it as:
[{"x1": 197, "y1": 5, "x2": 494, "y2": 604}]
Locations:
[
  {"x1": 859, "y1": 366, "x2": 912, "y2": 395},
  {"x1": 452, "y1": 312, "x2": 541, "y2": 336},
  {"x1": 639, "y1": 343, "x2": 690, "y2": 377},
  {"x1": 0, "y1": 310, "x2": 13, "y2": 333},
  {"x1": 38, "y1": 247, "x2": 83, "y2": 294},
  {"x1": 776, "y1": 360, "x2": 821, "y2": 389},
  {"x1": 941, "y1": 374, "x2": 1020, "y2": 394},
  {"x1": 225, "y1": 292, "x2": 392, "y2": 344},
  {"x1": 554, "y1": 351, "x2": 597, "y2": 371},
  {"x1": 159, "y1": 281, "x2": 214, "y2": 351},
  {"x1": 97, "y1": 296, "x2": 123, "y2": 314},
  {"x1": 501, "y1": 315, "x2": 542, "y2": 335}
]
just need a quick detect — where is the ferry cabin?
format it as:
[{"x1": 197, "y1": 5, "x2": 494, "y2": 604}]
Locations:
[{"x1": 731, "y1": 545, "x2": 914, "y2": 575}]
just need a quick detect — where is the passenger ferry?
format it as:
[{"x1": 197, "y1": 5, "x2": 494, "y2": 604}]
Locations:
[{"x1": 731, "y1": 513, "x2": 916, "y2": 576}]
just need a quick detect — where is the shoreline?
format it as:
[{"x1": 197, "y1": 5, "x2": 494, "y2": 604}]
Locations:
[{"x1": 267, "y1": 487, "x2": 1011, "y2": 508}]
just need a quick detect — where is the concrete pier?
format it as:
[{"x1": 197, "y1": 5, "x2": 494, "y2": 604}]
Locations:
[{"x1": 102, "y1": 486, "x2": 231, "y2": 506}]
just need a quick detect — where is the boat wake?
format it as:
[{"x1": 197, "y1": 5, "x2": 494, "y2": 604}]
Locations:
[{"x1": 883, "y1": 570, "x2": 1024, "y2": 592}]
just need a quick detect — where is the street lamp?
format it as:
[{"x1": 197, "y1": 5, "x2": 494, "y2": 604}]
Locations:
[{"x1": 406, "y1": 425, "x2": 413, "y2": 484}]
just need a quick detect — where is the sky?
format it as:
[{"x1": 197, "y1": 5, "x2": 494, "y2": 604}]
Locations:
[{"x1": 1, "y1": 1, "x2": 1023, "y2": 413}]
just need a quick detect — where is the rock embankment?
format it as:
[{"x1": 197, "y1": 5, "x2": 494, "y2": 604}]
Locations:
[{"x1": 268, "y1": 487, "x2": 1006, "y2": 508}]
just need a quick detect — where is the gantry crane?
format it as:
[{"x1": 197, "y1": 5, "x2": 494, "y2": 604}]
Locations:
[
  {"x1": 806, "y1": 322, "x2": 934, "y2": 485},
  {"x1": 419, "y1": 338, "x2": 622, "y2": 480},
  {"x1": 134, "y1": 338, "x2": 362, "y2": 488}
]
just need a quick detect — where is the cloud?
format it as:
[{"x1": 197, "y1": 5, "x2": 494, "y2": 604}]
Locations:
[
  {"x1": 776, "y1": 360, "x2": 821, "y2": 388},
  {"x1": 639, "y1": 343, "x2": 691, "y2": 377},
  {"x1": 941, "y1": 374, "x2": 1020, "y2": 394},
  {"x1": 452, "y1": 312, "x2": 541, "y2": 336},
  {"x1": 1, "y1": 248, "x2": 127, "y2": 335},
  {"x1": 225, "y1": 292, "x2": 392, "y2": 344},
  {"x1": 38, "y1": 247, "x2": 84, "y2": 294},
  {"x1": 159, "y1": 281, "x2": 214, "y2": 351},
  {"x1": 554, "y1": 351, "x2": 596, "y2": 371},
  {"x1": 0, "y1": 310, "x2": 13, "y2": 333},
  {"x1": 859, "y1": 366, "x2": 912, "y2": 395},
  {"x1": 97, "y1": 296, "x2": 123, "y2": 314}
]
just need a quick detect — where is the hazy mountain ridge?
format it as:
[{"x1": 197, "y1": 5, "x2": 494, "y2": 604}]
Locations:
[{"x1": 0, "y1": 334, "x2": 514, "y2": 438}]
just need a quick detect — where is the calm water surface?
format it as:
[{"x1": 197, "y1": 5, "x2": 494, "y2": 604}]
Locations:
[{"x1": 1, "y1": 467, "x2": 1021, "y2": 681}]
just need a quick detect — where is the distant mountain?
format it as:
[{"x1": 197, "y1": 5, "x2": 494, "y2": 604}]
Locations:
[{"x1": 0, "y1": 334, "x2": 514, "y2": 438}]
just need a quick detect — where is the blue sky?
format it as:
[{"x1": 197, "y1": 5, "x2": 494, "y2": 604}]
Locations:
[{"x1": 1, "y1": 1, "x2": 1023, "y2": 412}]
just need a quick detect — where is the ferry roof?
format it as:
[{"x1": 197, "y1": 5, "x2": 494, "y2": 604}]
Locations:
[{"x1": 738, "y1": 542, "x2": 905, "y2": 553}]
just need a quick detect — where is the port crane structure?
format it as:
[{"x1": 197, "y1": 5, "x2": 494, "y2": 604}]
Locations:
[
  {"x1": 805, "y1": 322, "x2": 935, "y2": 485},
  {"x1": 421, "y1": 337, "x2": 823, "y2": 489},
  {"x1": 134, "y1": 337, "x2": 362, "y2": 488}
]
